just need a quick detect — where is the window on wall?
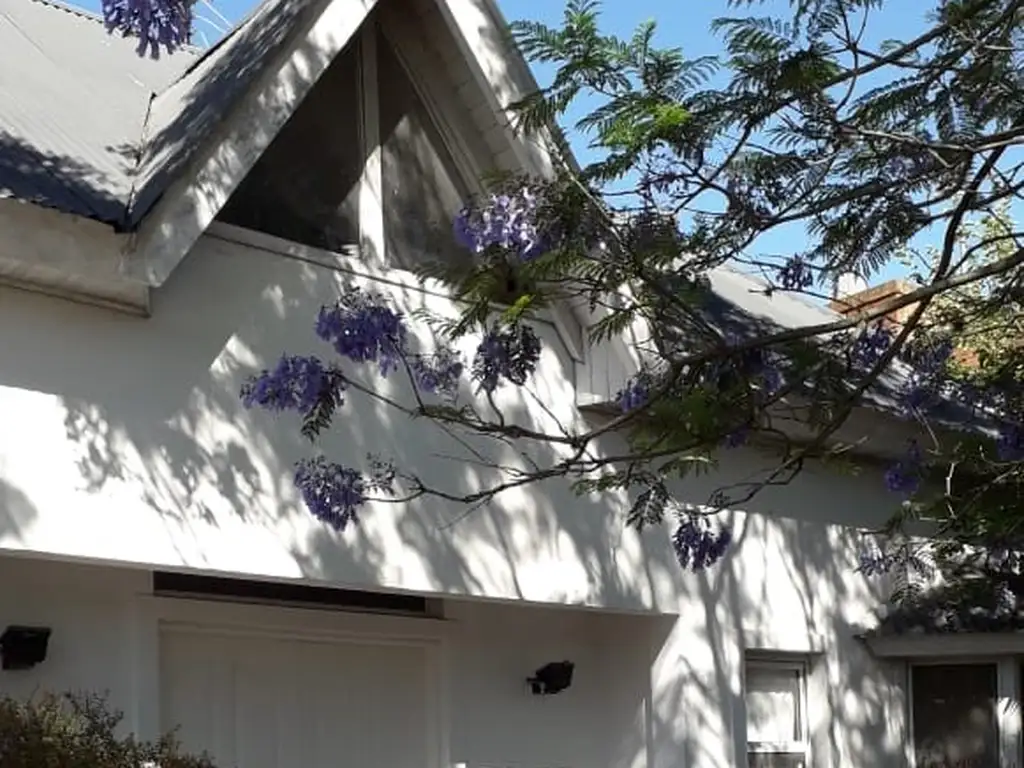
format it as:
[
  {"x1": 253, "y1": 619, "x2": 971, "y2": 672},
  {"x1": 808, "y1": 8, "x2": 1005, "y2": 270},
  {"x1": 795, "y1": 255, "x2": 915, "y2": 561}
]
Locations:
[
  {"x1": 376, "y1": 26, "x2": 473, "y2": 272},
  {"x1": 217, "y1": 38, "x2": 363, "y2": 252},
  {"x1": 911, "y1": 663, "x2": 998, "y2": 768},
  {"x1": 745, "y1": 659, "x2": 810, "y2": 768}
]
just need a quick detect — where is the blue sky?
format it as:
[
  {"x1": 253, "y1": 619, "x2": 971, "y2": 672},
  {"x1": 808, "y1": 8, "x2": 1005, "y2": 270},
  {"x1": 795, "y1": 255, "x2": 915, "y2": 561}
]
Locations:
[
  {"x1": 497, "y1": 1, "x2": 935, "y2": 287},
  {"x1": 69, "y1": 0, "x2": 999, "y2": 287}
]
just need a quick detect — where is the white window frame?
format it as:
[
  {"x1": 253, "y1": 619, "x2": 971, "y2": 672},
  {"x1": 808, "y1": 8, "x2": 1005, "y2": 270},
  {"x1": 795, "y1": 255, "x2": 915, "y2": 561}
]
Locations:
[
  {"x1": 906, "y1": 657, "x2": 1021, "y2": 768},
  {"x1": 744, "y1": 657, "x2": 811, "y2": 766}
]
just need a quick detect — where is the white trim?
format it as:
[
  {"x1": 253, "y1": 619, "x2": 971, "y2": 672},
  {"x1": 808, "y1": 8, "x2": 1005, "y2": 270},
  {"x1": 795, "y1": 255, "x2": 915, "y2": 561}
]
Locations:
[
  {"x1": 203, "y1": 221, "x2": 582, "y2": 355},
  {"x1": 744, "y1": 656, "x2": 812, "y2": 766},
  {"x1": 906, "y1": 662, "x2": 916, "y2": 768},
  {"x1": 129, "y1": 596, "x2": 161, "y2": 741},
  {"x1": 429, "y1": 0, "x2": 553, "y2": 179},
  {"x1": 866, "y1": 632, "x2": 1024, "y2": 658},
  {"x1": 998, "y1": 657, "x2": 1022, "y2": 768},
  {"x1": 378, "y1": 14, "x2": 485, "y2": 195},
  {"x1": 357, "y1": 21, "x2": 386, "y2": 265},
  {"x1": 124, "y1": 0, "x2": 380, "y2": 288},
  {"x1": 0, "y1": 198, "x2": 150, "y2": 315},
  {"x1": 375, "y1": 12, "x2": 583, "y2": 362}
]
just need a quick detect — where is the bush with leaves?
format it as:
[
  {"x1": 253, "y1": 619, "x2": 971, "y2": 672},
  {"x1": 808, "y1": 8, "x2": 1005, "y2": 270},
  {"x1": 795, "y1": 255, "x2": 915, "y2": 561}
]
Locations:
[{"x1": 0, "y1": 691, "x2": 216, "y2": 768}]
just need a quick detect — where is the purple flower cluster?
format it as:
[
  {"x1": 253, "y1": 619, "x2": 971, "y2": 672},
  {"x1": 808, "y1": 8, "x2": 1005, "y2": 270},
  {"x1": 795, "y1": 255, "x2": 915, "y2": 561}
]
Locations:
[
  {"x1": 617, "y1": 375, "x2": 651, "y2": 413},
  {"x1": 453, "y1": 188, "x2": 548, "y2": 260},
  {"x1": 723, "y1": 426, "x2": 750, "y2": 448},
  {"x1": 997, "y1": 424, "x2": 1024, "y2": 462},
  {"x1": 851, "y1": 323, "x2": 895, "y2": 370},
  {"x1": 672, "y1": 514, "x2": 733, "y2": 571},
  {"x1": 294, "y1": 457, "x2": 366, "y2": 532},
  {"x1": 884, "y1": 440, "x2": 923, "y2": 496},
  {"x1": 776, "y1": 256, "x2": 814, "y2": 291},
  {"x1": 899, "y1": 337, "x2": 954, "y2": 413},
  {"x1": 101, "y1": 0, "x2": 191, "y2": 57},
  {"x1": 316, "y1": 288, "x2": 408, "y2": 376},
  {"x1": 241, "y1": 355, "x2": 342, "y2": 413},
  {"x1": 411, "y1": 348, "x2": 465, "y2": 399},
  {"x1": 472, "y1": 323, "x2": 542, "y2": 392},
  {"x1": 857, "y1": 544, "x2": 903, "y2": 576},
  {"x1": 739, "y1": 347, "x2": 784, "y2": 397},
  {"x1": 293, "y1": 454, "x2": 397, "y2": 533},
  {"x1": 242, "y1": 285, "x2": 550, "y2": 531}
]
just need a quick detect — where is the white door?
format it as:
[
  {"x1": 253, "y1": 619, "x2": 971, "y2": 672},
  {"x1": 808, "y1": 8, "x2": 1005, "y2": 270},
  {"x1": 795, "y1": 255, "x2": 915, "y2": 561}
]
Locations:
[{"x1": 160, "y1": 626, "x2": 432, "y2": 768}]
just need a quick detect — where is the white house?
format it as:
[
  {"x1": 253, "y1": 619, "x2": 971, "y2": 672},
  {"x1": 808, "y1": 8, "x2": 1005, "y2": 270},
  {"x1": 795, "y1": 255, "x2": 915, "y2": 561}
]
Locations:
[{"x1": 0, "y1": 0, "x2": 1016, "y2": 765}]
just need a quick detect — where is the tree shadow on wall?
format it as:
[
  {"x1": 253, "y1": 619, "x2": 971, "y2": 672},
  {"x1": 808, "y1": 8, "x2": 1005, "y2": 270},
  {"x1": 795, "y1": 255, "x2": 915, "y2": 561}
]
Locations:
[{"x1": 0, "y1": 478, "x2": 39, "y2": 549}]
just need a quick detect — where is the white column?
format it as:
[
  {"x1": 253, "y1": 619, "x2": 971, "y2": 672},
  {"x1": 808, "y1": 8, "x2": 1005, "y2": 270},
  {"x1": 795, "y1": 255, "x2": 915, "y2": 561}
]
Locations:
[
  {"x1": 130, "y1": 595, "x2": 161, "y2": 740},
  {"x1": 358, "y1": 20, "x2": 386, "y2": 264}
]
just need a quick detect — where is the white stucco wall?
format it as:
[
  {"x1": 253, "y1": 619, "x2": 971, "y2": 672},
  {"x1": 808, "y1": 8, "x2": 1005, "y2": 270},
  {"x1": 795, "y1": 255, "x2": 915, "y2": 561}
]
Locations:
[
  {"x1": 0, "y1": 556, "x2": 907, "y2": 768},
  {"x1": 0, "y1": 224, "x2": 913, "y2": 766}
]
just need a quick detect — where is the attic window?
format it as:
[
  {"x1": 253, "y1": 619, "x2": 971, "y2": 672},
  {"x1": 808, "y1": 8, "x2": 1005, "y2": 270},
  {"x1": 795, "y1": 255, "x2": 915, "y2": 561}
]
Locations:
[
  {"x1": 376, "y1": 26, "x2": 472, "y2": 271},
  {"x1": 217, "y1": 38, "x2": 362, "y2": 252}
]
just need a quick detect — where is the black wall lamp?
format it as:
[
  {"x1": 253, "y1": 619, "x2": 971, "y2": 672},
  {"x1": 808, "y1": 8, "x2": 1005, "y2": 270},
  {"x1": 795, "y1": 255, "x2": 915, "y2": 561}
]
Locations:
[
  {"x1": 0, "y1": 626, "x2": 51, "y2": 671},
  {"x1": 527, "y1": 660, "x2": 574, "y2": 695}
]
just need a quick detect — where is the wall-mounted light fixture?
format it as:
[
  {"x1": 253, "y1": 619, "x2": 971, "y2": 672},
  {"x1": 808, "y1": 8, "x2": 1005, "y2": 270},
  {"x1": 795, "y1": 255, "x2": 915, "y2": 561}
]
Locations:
[
  {"x1": 0, "y1": 626, "x2": 51, "y2": 670},
  {"x1": 527, "y1": 660, "x2": 574, "y2": 695}
]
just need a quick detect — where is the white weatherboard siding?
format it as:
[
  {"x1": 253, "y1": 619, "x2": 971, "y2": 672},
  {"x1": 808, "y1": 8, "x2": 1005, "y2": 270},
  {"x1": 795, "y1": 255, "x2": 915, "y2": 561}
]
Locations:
[{"x1": 0, "y1": 224, "x2": 911, "y2": 766}]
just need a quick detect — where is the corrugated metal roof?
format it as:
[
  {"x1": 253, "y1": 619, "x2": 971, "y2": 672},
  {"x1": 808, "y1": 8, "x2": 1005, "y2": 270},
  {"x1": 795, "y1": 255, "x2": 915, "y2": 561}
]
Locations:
[
  {"x1": 0, "y1": 0, "x2": 316, "y2": 226},
  {"x1": 0, "y1": 0, "x2": 190, "y2": 221},
  {"x1": 691, "y1": 265, "x2": 1000, "y2": 438}
]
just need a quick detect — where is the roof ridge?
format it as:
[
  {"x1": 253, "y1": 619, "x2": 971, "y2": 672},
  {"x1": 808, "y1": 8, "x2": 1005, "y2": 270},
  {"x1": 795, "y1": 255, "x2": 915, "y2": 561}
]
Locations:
[
  {"x1": 28, "y1": 0, "x2": 105, "y2": 24},
  {"x1": 717, "y1": 261, "x2": 838, "y2": 316}
]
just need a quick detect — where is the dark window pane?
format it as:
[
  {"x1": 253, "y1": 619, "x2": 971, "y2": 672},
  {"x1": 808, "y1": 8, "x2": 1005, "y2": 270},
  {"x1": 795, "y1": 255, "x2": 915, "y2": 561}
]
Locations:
[
  {"x1": 912, "y1": 664, "x2": 998, "y2": 768},
  {"x1": 748, "y1": 754, "x2": 805, "y2": 768},
  {"x1": 218, "y1": 39, "x2": 362, "y2": 251},
  {"x1": 377, "y1": 26, "x2": 471, "y2": 270}
]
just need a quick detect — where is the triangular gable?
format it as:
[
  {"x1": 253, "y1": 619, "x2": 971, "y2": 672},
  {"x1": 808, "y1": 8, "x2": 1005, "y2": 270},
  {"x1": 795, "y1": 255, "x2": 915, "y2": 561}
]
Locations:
[
  {"x1": 123, "y1": 0, "x2": 380, "y2": 285},
  {"x1": 214, "y1": 16, "x2": 475, "y2": 270},
  {"x1": 123, "y1": 0, "x2": 559, "y2": 288},
  {"x1": 128, "y1": 0, "x2": 328, "y2": 228}
]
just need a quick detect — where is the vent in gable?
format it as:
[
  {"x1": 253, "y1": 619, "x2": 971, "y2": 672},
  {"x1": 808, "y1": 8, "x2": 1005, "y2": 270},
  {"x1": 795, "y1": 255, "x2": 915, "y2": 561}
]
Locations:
[{"x1": 152, "y1": 571, "x2": 441, "y2": 617}]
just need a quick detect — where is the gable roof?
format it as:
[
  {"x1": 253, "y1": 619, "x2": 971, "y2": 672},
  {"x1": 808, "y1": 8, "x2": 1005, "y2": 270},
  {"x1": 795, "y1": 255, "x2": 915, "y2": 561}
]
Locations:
[
  {"x1": 0, "y1": 0, "x2": 319, "y2": 227},
  {"x1": 0, "y1": 0, "x2": 998, "y2": 446},
  {"x1": 702, "y1": 266, "x2": 1000, "y2": 439}
]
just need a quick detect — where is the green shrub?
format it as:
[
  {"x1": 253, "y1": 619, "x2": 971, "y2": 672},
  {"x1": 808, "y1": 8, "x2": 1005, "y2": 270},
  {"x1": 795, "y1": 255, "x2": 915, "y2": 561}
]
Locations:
[{"x1": 0, "y1": 691, "x2": 217, "y2": 768}]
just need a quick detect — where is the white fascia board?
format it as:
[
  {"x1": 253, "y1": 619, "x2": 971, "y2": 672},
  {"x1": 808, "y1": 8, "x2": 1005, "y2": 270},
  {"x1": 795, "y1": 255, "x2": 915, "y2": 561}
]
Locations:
[{"x1": 123, "y1": 0, "x2": 379, "y2": 287}]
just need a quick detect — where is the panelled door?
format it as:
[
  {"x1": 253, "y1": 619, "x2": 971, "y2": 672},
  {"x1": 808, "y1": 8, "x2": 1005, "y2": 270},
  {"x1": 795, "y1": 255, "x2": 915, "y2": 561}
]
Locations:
[{"x1": 160, "y1": 626, "x2": 432, "y2": 768}]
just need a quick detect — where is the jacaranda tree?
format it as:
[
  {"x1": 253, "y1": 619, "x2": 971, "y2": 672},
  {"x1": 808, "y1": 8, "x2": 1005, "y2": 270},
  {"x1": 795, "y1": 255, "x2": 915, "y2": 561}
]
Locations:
[{"x1": 106, "y1": 0, "x2": 1024, "y2": 596}]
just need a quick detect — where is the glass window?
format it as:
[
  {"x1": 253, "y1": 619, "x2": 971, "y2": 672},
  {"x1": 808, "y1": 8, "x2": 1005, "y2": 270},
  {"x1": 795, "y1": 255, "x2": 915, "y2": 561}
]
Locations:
[
  {"x1": 746, "y1": 660, "x2": 809, "y2": 768},
  {"x1": 376, "y1": 26, "x2": 472, "y2": 271},
  {"x1": 912, "y1": 663, "x2": 998, "y2": 768},
  {"x1": 218, "y1": 38, "x2": 362, "y2": 252}
]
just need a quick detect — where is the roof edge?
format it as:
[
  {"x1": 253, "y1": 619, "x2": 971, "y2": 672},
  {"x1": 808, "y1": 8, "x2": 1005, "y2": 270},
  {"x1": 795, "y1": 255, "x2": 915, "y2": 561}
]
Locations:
[{"x1": 123, "y1": 0, "x2": 376, "y2": 286}]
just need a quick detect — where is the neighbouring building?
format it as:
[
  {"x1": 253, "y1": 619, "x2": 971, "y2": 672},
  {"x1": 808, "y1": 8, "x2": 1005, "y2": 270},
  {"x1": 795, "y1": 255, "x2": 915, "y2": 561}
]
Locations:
[{"x1": 0, "y1": 0, "x2": 1016, "y2": 766}]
